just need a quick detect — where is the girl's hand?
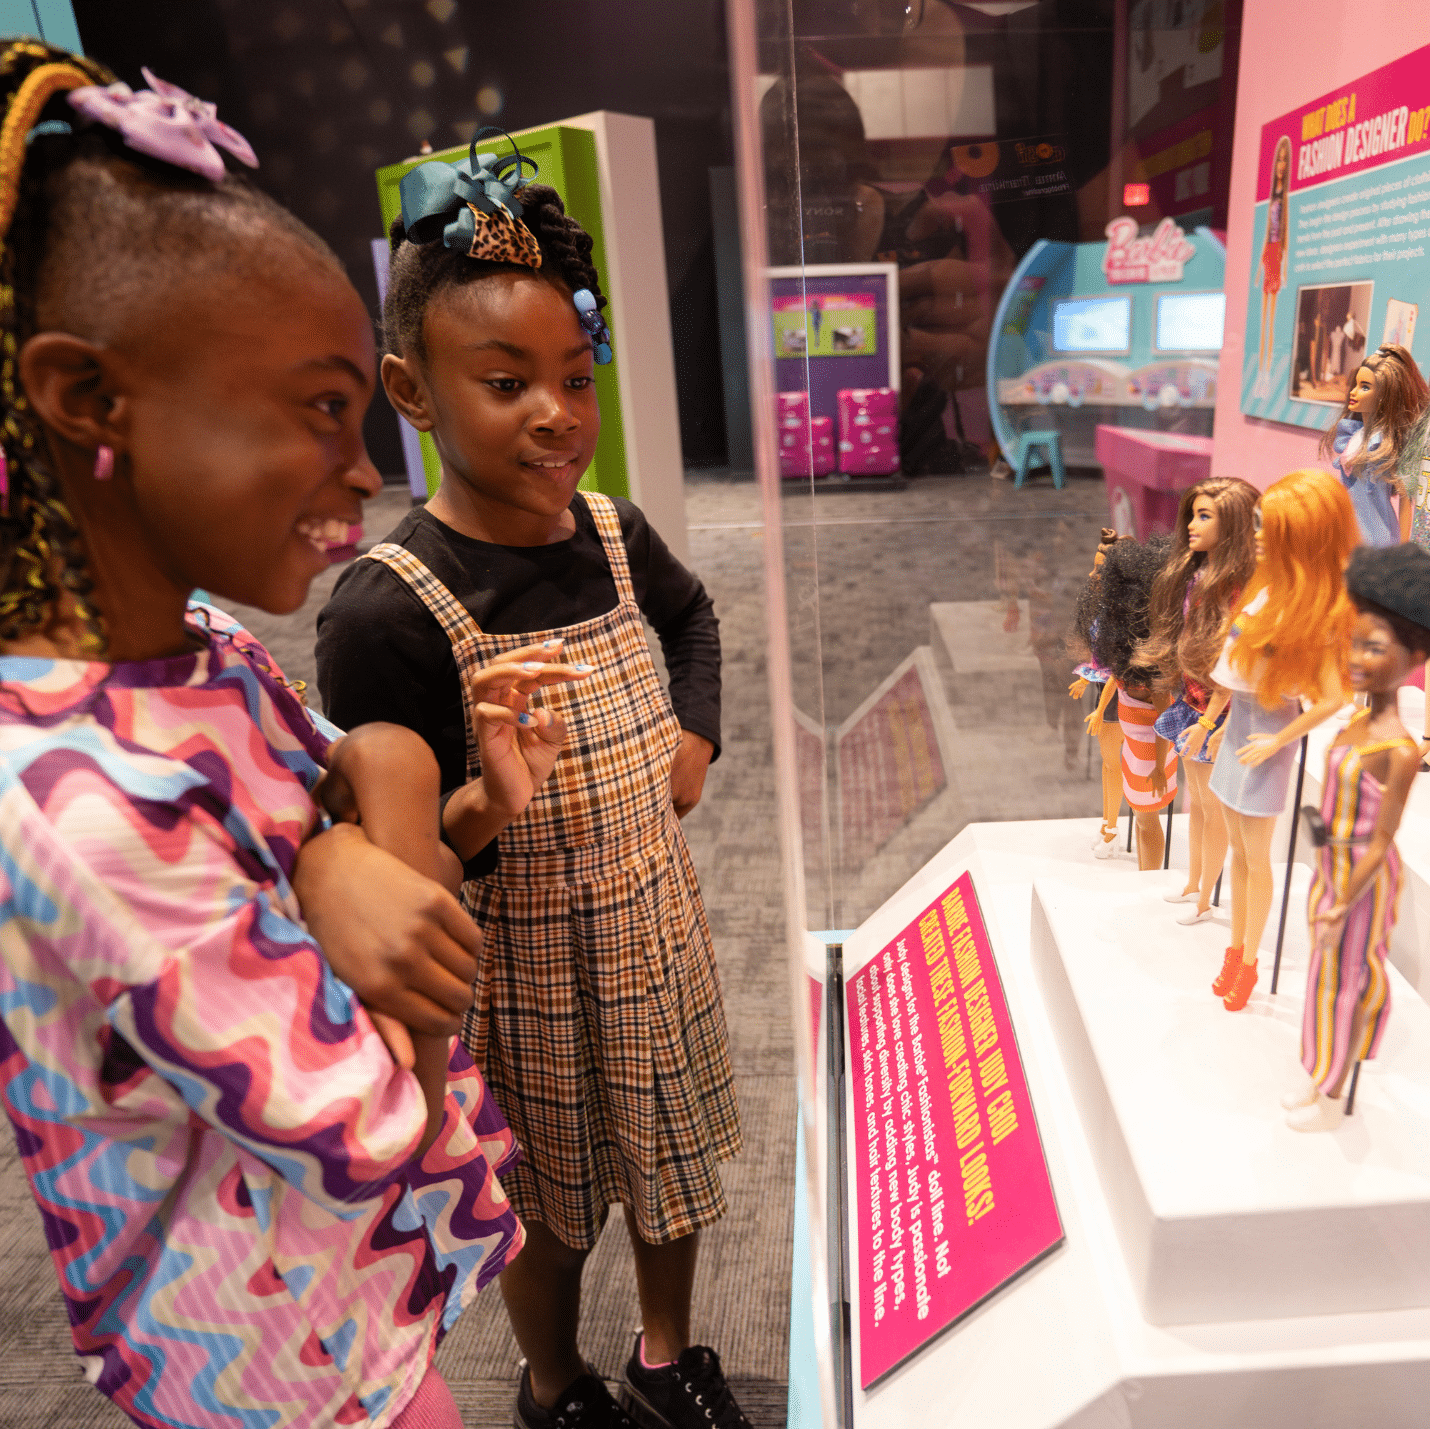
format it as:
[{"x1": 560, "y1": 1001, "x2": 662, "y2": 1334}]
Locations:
[
  {"x1": 475, "y1": 701, "x2": 568, "y2": 819},
  {"x1": 1183, "y1": 724, "x2": 1207, "y2": 760},
  {"x1": 1085, "y1": 708, "x2": 1104, "y2": 736},
  {"x1": 670, "y1": 730, "x2": 715, "y2": 818},
  {"x1": 1238, "y1": 732, "x2": 1282, "y2": 767},
  {"x1": 294, "y1": 824, "x2": 480, "y2": 1045},
  {"x1": 467, "y1": 641, "x2": 592, "y2": 817},
  {"x1": 1068, "y1": 676, "x2": 1089, "y2": 700}
]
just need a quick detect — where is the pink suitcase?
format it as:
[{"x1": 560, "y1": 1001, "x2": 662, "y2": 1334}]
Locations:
[
  {"x1": 837, "y1": 387, "x2": 899, "y2": 475},
  {"x1": 777, "y1": 391, "x2": 812, "y2": 478},
  {"x1": 810, "y1": 415, "x2": 835, "y2": 476}
]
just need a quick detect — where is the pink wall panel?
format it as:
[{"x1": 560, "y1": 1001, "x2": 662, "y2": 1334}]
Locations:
[{"x1": 1213, "y1": 3, "x2": 1430, "y2": 490}]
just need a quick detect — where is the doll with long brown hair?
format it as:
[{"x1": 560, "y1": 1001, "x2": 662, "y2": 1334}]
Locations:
[
  {"x1": 1255, "y1": 136, "x2": 1291, "y2": 383},
  {"x1": 1319, "y1": 342, "x2": 1429, "y2": 547},
  {"x1": 1138, "y1": 478, "x2": 1259, "y2": 921},
  {"x1": 1183, "y1": 469, "x2": 1358, "y2": 1011}
]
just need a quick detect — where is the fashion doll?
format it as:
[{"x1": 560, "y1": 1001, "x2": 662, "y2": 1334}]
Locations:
[
  {"x1": 1075, "y1": 534, "x2": 1176, "y2": 868},
  {"x1": 1320, "y1": 342, "x2": 1428, "y2": 547},
  {"x1": 1184, "y1": 469, "x2": 1358, "y2": 1012},
  {"x1": 1071, "y1": 529, "x2": 1127, "y2": 856},
  {"x1": 1138, "y1": 477, "x2": 1259, "y2": 922},
  {"x1": 1394, "y1": 404, "x2": 1430, "y2": 752},
  {"x1": 1256, "y1": 136, "x2": 1291, "y2": 380},
  {"x1": 1283, "y1": 544, "x2": 1430, "y2": 1131}
]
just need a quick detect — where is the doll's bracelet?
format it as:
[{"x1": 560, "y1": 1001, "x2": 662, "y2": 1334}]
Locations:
[{"x1": 1197, "y1": 714, "x2": 1218, "y2": 730}]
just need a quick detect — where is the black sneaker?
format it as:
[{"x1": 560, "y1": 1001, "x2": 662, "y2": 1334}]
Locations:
[
  {"x1": 515, "y1": 1362, "x2": 640, "y2": 1429},
  {"x1": 621, "y1": 1333, "x2": 752, "y2": 1429}
]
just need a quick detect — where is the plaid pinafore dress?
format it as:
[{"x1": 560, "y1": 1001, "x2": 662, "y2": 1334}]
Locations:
[{"x1": 363, "y1": 493, "x2": 741, "y2": 1249}]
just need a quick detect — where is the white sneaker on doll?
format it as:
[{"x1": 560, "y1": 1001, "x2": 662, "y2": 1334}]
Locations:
[
  {"x1": 1163, "y1": 888, "x2": 1199, "y2": 904},
  {"x1": 1092, "y1": 830, "x2": 1118, "y2": 859},
  {"x1": 1176, "y1": 905, "x2": 1215, "y2": 925},
  {"x1": 1286, "y1": 1093, "x2": 1345, "y2": 1132},
  {"x1": 1279, "y1": 1077, "x2": 1318, "y2": 1110}
]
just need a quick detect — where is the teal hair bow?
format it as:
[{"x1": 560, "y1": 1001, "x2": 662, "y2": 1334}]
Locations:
[{"x1": 399, "y1": 126, "x2": 539, "y2": 251}]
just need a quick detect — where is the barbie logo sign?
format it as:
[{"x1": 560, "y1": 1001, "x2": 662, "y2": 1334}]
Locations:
[{"x1": 1102, "y1": 216, "x2": 1196, "y2": 285}]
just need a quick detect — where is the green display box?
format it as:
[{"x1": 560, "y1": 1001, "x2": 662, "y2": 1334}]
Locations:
[{"x1": 375, "y1": 126, "x2": 629, "y2": 501}]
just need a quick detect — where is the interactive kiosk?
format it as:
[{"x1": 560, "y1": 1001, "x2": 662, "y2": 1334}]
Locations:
[{"x1": 986, "y1": 220, "x2": 1227, "y2": 535}]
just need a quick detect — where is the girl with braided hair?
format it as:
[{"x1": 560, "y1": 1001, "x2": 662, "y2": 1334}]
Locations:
[
  {"x1": 316, "y1": 139, "x2": 746, "y2": 1429},
  {"x1": 0, "y1": 44, "x2": 559, "y2": 1429}
]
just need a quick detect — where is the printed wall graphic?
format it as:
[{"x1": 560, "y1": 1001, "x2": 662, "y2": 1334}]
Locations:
[
  {"x1": 1288, "y1": 281, "x2": 1372, "y2": 406},
  {"x1": 773, "y1": 293, "x2": 878, "y2": 358},
  {"x1": 1383, "y1": 297, "x2": 1418, "y2": 350},
  {"x1": 1242, "y1": 42, "x2": 1430, "y2": 427},
  {"x1": 847, "y1": 872, "x2": 1063, "y2": 1387}
]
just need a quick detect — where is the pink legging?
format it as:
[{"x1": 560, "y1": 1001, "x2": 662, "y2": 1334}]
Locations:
[{"x1": 391, "y1": 1367, "x2": 464, "y2": 1429}]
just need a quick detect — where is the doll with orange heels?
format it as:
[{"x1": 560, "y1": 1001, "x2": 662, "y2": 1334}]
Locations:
[
  {"x1": 1137, "y1": 478, "x2": 1259, "y2": 923},
  {"x1": 1282, "y1": 544, "x2": 1430, "y2": 1131},
  {"x1": 1183, "y1": 470, "x2": 1358, "y2": 1011}
]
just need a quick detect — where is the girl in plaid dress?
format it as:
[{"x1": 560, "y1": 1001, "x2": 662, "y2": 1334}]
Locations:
[{"x1": 317, "y1": 140, "x2": 745, "y2": 1429}]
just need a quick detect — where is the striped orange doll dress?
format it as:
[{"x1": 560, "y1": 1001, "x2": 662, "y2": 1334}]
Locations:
[{"x1": 1117, "y1": 684, "x2": 1177, "y2": 812}]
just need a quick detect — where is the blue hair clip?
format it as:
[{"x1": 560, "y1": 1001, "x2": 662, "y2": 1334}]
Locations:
[
  {"x1": 399, "y1": 125, "x2": 540, "y2": 259},
  {"x1": 573, "y1": 288, "x2": 613, "y2": 365},
  {"x1": 25, "y1": 120, "x2": 71, "y2": 145}
]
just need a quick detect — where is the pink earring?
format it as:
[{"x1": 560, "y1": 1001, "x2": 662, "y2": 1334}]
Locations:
[{"x1": 93, "y1": 445, "x2": 114, "y2": 481}]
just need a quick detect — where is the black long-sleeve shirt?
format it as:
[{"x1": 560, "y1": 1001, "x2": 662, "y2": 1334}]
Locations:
[{"x1": 315, "y1": 494, "x2": 720, "y2": 873}]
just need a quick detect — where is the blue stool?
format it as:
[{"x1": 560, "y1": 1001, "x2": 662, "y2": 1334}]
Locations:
[{"x1": 1014, "y1": 430, "x2": 1066, "y2": 489}]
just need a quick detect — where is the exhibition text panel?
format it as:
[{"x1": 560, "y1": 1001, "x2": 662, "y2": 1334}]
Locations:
[{"x1": 847, "y1": 871, "x2": 1063, "y2": 1388}]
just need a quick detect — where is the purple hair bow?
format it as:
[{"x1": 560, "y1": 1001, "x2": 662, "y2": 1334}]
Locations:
[{"x1": 66, "y1": 67, "x2": 257, "y2": 183}]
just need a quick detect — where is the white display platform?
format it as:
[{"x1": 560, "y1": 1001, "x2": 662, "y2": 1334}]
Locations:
[
  {"x1": 1033, "y1": 873, "x2": 1430, "y2": 1326},
  {"x1": 839, "y1": 819, "x2": 1430, "y2": 1429}
]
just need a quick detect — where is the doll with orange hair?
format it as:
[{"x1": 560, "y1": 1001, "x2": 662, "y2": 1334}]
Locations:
[
  {"x1": 1139, "y1": 477, "x2": 1259, "y2": 922},
  {"x1": 1320, "y1": 343, "x2": 1428, "y2": 547},
  {"x1": 1183, "y1": 469, "x2": 1358, "y2": 1010}
]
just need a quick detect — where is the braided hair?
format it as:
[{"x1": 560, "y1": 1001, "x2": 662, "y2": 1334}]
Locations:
[
  {"x1": 383, "y1": 182, "x2": 608, "y2": 362},
  {"x1": 0, "y1": 39, "x2": 340, "y2": 654}
]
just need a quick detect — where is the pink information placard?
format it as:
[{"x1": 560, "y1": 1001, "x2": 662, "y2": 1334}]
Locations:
[{"x1": 847, "y1": 871, "x2": 1063, "y2": 1387}]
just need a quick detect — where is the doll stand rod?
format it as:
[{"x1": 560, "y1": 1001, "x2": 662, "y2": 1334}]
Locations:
[
  {"x1": 1163, "y1": 800, "x2": 1173, "y2": 870},
  {"x1": 1345, "y1": 1060, "x2": 1362, "y2": 1116},
  {"x1": 1269, "y1": 735, "x2": 1310, "y2": 995},
  {"x1": 1212, "y1": 871, "x2": 1222, "y2": 907},
  {"x1": 1126, "y1": 808, "x2": 1133, "y2": 852}
]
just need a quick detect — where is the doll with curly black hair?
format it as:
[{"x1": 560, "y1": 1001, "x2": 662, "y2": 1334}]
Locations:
[{"x1": 1074, "y1": 534, "x2": 1177, "y2": 867}]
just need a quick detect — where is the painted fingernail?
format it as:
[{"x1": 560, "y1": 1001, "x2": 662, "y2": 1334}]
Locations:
[
  {"x1": 521, "y1": 661, "x2": 543, "y2": 672},
  {"x1": 543, "y1": 638, "x2": 562, "y2": 648},
  {"x1": 575, "y1": 663, "x2": 594, "y2": 672},
  {"x1": 518, "y1": 712, "x2": 533, "y2": 725}
]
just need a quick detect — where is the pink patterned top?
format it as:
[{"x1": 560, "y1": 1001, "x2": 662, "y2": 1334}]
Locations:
[{"x1": 0, "y1": 604, "x2": 522, "y2": 1428}]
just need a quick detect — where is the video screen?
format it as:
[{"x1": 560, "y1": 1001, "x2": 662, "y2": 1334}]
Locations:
[
  {"x1": 1052, "y1": 296, "x2": 1132, "y2": 354},
  {"x1": 1155, "y1": 291, "x2": 1226, "y2": 352}
]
